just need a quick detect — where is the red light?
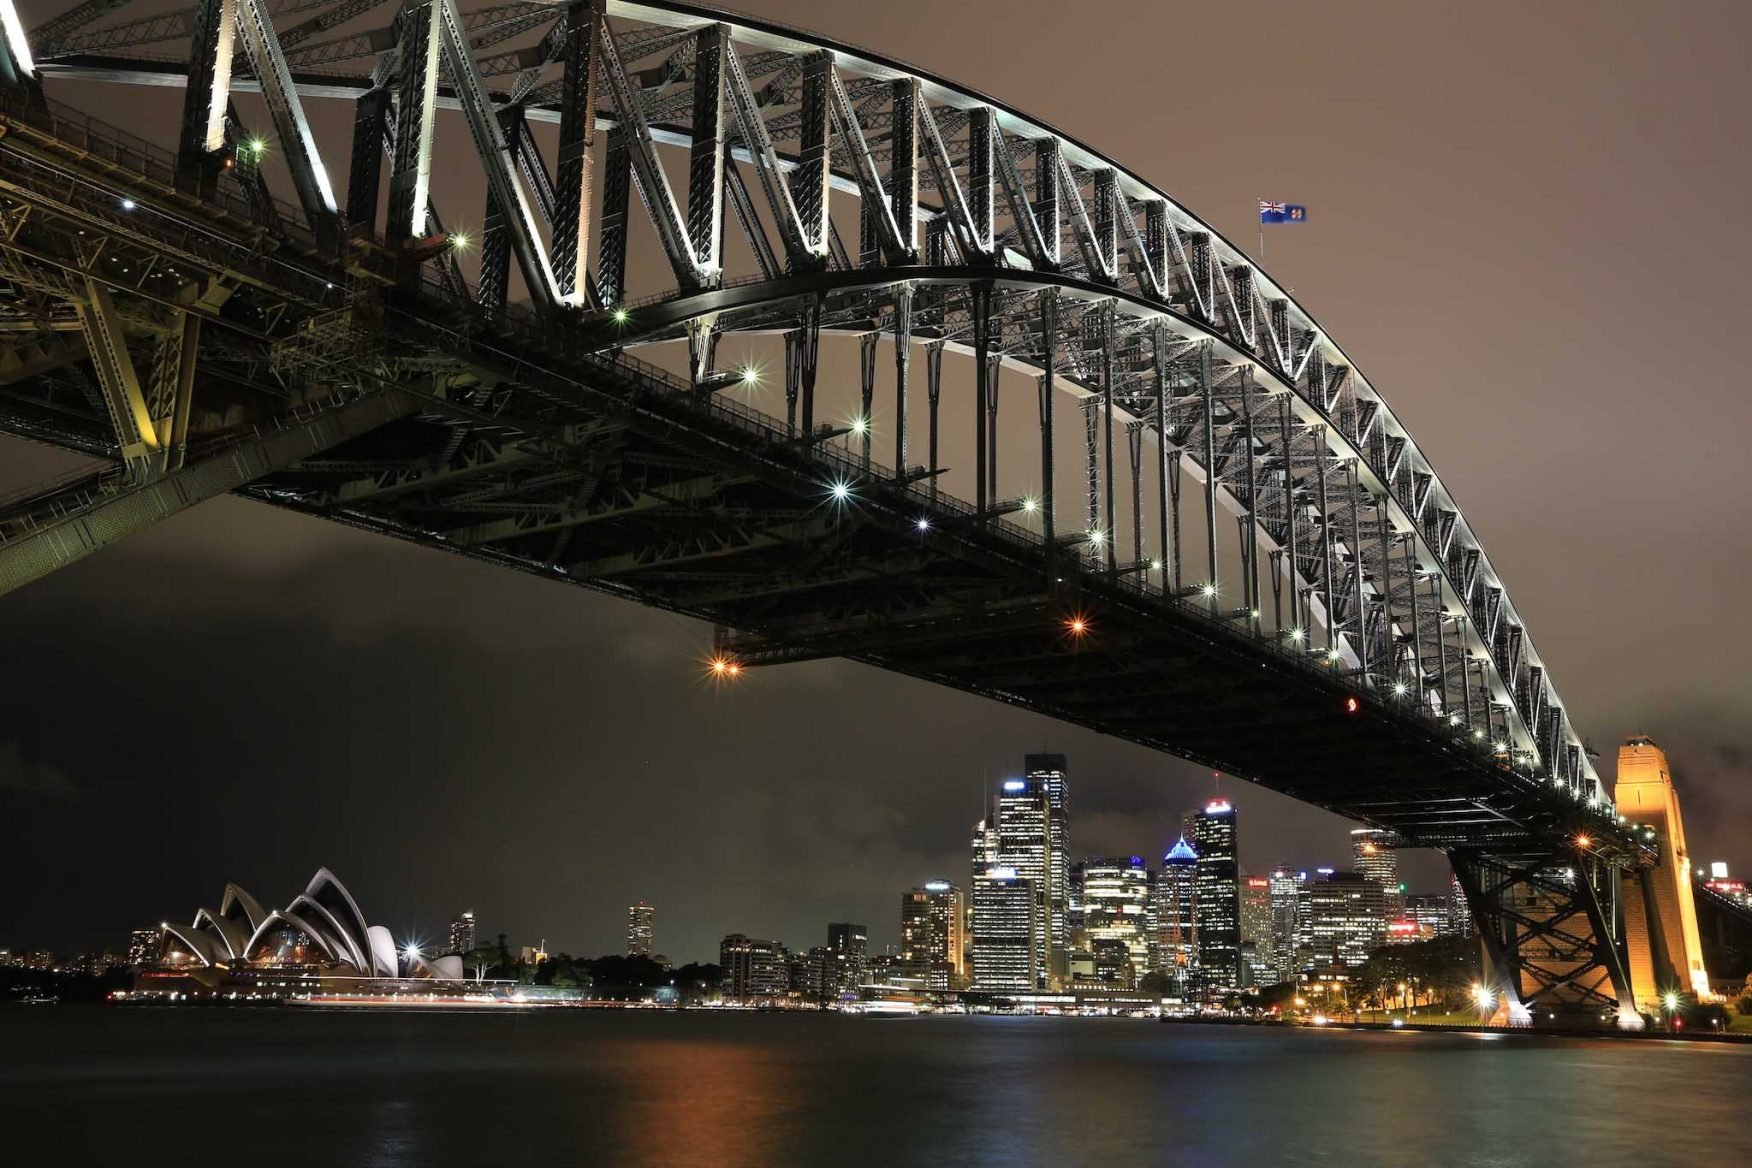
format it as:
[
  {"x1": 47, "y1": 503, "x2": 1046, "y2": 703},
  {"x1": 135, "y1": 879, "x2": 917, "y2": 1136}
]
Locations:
[{"x1": 1345, "y1": 696, "x2": 1360, "y2": 713}]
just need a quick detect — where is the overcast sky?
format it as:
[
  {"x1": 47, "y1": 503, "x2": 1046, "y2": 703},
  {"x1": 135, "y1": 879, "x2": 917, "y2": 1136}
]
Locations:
[{"x1": 3, "y1": 0, "x2": 1750, "y2": 963}]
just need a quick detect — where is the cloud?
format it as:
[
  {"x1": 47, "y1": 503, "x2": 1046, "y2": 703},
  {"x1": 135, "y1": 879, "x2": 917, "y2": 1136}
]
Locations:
[{"x1": 0, "y1": 744, "x2": 81, "y2": 801}]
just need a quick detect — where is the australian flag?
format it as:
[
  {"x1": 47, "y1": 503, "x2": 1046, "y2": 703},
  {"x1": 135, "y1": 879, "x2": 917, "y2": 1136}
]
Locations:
[{"x1": 1259, "y1": 200, "x2": 1308, "y2": 224}]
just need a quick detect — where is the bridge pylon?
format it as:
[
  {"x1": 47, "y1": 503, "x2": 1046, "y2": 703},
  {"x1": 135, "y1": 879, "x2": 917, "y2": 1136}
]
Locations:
[{"x1": 1614, "y1": 736, "x2": 1711, "y2": 1007}]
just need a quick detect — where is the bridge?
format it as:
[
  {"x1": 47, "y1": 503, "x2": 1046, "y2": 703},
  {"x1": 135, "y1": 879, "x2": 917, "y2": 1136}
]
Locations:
[{"x1": 0, "y1": 0, "x2": 1700, "y2": 1025}]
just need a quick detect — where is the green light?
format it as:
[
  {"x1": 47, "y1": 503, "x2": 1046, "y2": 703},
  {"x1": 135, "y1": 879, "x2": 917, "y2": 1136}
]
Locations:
[{"x1": 612, "y1": 305, "x2": 630, "y2": 325}]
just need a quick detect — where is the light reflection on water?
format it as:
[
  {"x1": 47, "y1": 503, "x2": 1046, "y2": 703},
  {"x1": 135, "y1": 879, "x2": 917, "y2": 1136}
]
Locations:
[{"x1": 2, "y1": 1010, "x2": 1747, "y2": 1167}]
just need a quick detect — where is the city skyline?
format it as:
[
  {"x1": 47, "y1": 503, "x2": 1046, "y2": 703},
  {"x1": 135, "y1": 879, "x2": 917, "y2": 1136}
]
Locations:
[{"x1": 2, "y1": 0, "x2": 1749, "y2": 973}]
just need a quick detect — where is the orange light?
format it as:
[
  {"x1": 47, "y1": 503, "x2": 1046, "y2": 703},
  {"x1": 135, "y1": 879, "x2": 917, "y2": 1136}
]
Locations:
[
  {"x1": 1575, "y1": 834, "x2": 1592, "y2": 849},
  {"x1": 709, "y1": 655, "x2": 741, "y2": 679},
  {"x1": 1065, "y1": 615, "x2": 1088, "y2": 637},
  {"x1": 1345, "y1": 696, "x2": 1360, "y2": 713}
]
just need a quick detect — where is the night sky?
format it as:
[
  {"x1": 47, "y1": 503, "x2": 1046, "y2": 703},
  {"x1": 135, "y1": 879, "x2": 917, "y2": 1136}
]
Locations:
[{"x1": 3, "y1": 0, "x2": 1750, "y2": 964}]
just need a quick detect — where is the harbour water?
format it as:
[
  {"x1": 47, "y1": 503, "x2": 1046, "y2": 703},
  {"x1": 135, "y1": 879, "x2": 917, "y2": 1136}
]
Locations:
[{"x1": 4, "y1": 1009, "x2": 1745, "y2": 1165}]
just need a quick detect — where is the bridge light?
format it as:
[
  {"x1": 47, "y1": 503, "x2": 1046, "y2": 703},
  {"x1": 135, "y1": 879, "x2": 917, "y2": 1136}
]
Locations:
[
  {"x1": 915, "y1": 517, "x2": 931, "y2": 532},
  {"x1": 1065, "y1": 615, "x2": 1089, "y2": 637},
  {"x1": 1575, "y1": 834, "x2": 1592, "y2": 850},
  {"x1": 449, "y1": 230, "x2": 472, "y2": 252},
  {"x1": 1449, "y1": 714, "x2": 1461, "y2": 726},
  {"x1": 1289, "y1": 627, "x2": 1305, "y2": 643},
  {"x1": 248, "y1": 137, "x2": 268, "y2": 157},
  {"x1": 1199, "y1": 581, "x2": 1217, "y2": 598},
  {"x1": 850, "y1": 414, "x2": 868, "y2": 435},
  {"x1": 1345, "y1": 696, "x2": 1360, "y2": 714},
  {"x1": 1021, "y1": 496, "x2": 1038, "y2": 514},
  {"x1": 1149, "y1": 558, "x2": 1163, "y2": 572},
  {"x1": 1392, "y1": 682, "x2": 1408, "y2": 696},
  {"x1": 829, "y1": 480, "x2": 852, "y2": 502},
  {"x1": 1087, "y1": 528, "x2": 1105, "y2": 546},
  {"x1": 120, "y1": 198, "x2": 136, "y2": 211},
  {"x1": 708, "y1": 654, "x2": 743, "y2": 680},
  {"x1": 612, "y1": 305, "x2": 631, "y2": 325},
  {"x1": 1472, "y1": 729, "x2": 1484, "y2": 741},
  {"x1": 741, "y1": 365, "x2": 761, "y2": 386}
]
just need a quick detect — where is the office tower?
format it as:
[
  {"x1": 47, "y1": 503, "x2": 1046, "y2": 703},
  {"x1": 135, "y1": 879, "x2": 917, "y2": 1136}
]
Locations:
[
  {"x1": 1267, "y1": 867, "x2": 1302, "y2": 981},
  {"x1": 1351, "y1": 828, "x2": 1402, "y2": 912},
  {"x1": 1192, "y1": 800, "x2": 1241, "y2": 993},
  {"x1": 1026, "y1": 753, "x2": 1071, "y2": 972},
  {"x1": 719, "y1": 934, "x2": 789, "y2": 1001},
  {"x1": 1239, "y1": 875, "x2": 1274, "y2": 987},
  {"x1": 127, "y1": 927, "x2": 162, "y2": 968},
  {"x1": 971, "y1": 816, "x2": 1000, "y2": 877},
  {"x1": 447, "y1": 910, "x2": 477, "y2": 956},
  {"x1": 1079, "y1": 856, "x2": 1152, "y2": 987},
  {"x1": 828, "y1": 922, "x2": 868, "y2": 990},
  {"x1": 995, "y1": 762, "x2": 1069, "y2": 982},
  {"x1": 1447, "y1": 869, "x2": 1472, "y2": 937},
  {"x1": 971, "y1": 868, "x2": 1042, "y2": 991},
  {"x1": 1152, "y1": 836, "x2": 1198, "y2": 995},
  {"x1": 626, "y1": 902, "x2": 654, "y2": 958},
  {"x1": 1307, "y1": 871, "x2": 1391, "y2": 967},
  {"x1": 901, "y1": 881, "x2": 966, "y2": 990}
]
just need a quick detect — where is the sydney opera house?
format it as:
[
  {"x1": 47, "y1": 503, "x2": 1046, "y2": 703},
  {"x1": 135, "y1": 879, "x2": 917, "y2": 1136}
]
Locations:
[{"x1": 135, "y1": 868, "x2": 468, "y2": 1002}]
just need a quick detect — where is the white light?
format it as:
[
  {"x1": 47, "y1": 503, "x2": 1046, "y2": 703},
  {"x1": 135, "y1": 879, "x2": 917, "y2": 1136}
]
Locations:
[
  {"x1": 915, "y1": 517, "x2": 930, "y2": 532},
  {"x1": 1087, "y1": 529, "x2": 1105, "y2": 546},
  {"x1": 1289, "y1": 628, "x2": 1305, "y2": 643},
  {"x1": 1, "y1": 0, "x2": 37, "y2": 77},
  {"x1": 120, "y1": 198, "x2": 136, "y2": 211},
  {"x1": 1021, "y1": 497, "x2": 1038, "y2": 514},
  {"x1": 1393, "y1": 682, "x2": 1408, "y2": 696},
  {"x1": 1200, "y1": 582, "x2": 1217, "y2": 597},
  {"x1": 612, "y1": 306, "x2": 631, "y2": 325},
  {"x1": 830, "y1": 481, "x2": 851, "y2": 501},
  {"x1": 1472, "y1": 729, "x2": 1484, "y2": 740},
  {"x1": 850, "y1": 415, "x2": 868, "y2": 435},
  {"x1": 741, "y1": 365, "x2": 760, "y2": 386},
  {"x1": 1149, "y1": 559, "x2": 1163, "y2": 571}
]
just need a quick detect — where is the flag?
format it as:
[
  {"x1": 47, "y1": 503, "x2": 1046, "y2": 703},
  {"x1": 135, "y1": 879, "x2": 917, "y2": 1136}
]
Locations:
[{"x1": 1259, "y1": 200, "x2": 1308, "y2": 225}]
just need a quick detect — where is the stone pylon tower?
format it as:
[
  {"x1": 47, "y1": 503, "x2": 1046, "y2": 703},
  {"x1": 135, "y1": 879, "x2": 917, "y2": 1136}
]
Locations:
[{"x1": 1614, "y1": 736, "x2": 1710, "y2": 1005}]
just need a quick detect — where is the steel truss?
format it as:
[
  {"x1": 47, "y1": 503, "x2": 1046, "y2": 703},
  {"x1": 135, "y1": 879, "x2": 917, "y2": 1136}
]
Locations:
[{"x1": 1, "y1": 0, "x2": 1653, "y2": 1021}]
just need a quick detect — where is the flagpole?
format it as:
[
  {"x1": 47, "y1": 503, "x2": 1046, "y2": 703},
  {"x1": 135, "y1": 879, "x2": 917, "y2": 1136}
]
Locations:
[{"x1": 1257, "y1": 197, "x2": 1265, "y2": 263}]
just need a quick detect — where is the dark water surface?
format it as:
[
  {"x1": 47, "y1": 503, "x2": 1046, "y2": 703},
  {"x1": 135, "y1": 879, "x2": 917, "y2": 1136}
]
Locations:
[{"x1": 3, "y1": 1008, "x2": 1745, "y2": 1165}]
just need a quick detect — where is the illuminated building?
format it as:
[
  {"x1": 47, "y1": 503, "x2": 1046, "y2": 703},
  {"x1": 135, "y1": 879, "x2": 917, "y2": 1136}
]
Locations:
[
  {"x1": 1079, "y1": 857, "x2": 1152, "y2": 987},
  {"x1": 993, "y1": 756, "x2": 1072, "y2": 982},
  {"x1": 1193, "y1": 800, "x2": 1241, "y2": 993},
  {"x1": 1152, "y1": 836, "x2": 1198, "y2": 995},
  {"x1": 1614, "y1": 736, "x2": 1711, "y2": 1001},
  {"x1": 127, "y1": 928, "x2": 162, "y2": 968},
  {"x1": 1307, "y1": 871, "x2": 1390, "y2": 967},
  {"x1": 1267, "y1": 867, "x2": 1303, "y2": 981},
  {"x1": 626, "y1": 902, "x2": 654, "y2": 958},
  {"x1": 1447, "y1": 870, "x2": 1471, "y2": 937},
  {"x1": 1239, "y1": 875, "x2": 1274, "y2": 986},
  {"x1": 901, "y1": 881, "x2": 966, "y2": 990},
  {"x1": 971, "y1": 868, "x2": 1043, "y2": 991},
  {"x1": 828, "y1": 922, "x2": 868, "y2": 990},
  {"x1": 448, "y1": 910, "x2": 476, "y2": 956},
  {"x1": 1350, "y1": 828, "x2": 1402, "y2": 913},
  {"x1": 719, "y1": 934, "x2": 789, "y2": 1002},
  {"x1": 970, "y1": 816, "x2": 1000, "y2": 877},
  {"x1": 1404, "y1": 894, "x2": 1454, "y2": 938}
]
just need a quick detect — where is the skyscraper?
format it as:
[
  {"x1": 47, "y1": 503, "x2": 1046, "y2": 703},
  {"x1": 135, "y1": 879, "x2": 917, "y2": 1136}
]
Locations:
[
  {"x1": 994, "y1": 759, "x2": 1070, "y2": 983},
  {"x1": 1026, "y1": 753, "x2": 1071, "y2": 977},
  {"x1": 447, "y1": 910, "x2": 476, "y2": 956},
  {"x1": 627, "y1": 902, "x2": 654, "y2": 958},
  {"x1": 1351, "y1": 828, "x2": 1402, "y2": 913},
  {"x1": 1447, "y1": 869, "x2": 1472, "y2": 937},
  {"x1": 1267, "y1": 867, "x2": 1302, "y2": 981},
  {"x1": 971, "y1": 868, "x2": 1042, "y2": 992},
  {"x1": 901, "y1": 881, "x2": 967, "y2": 990},
  {"x1": 828, "y1": 922, "x2": 868, "y2": 990},
  {"x1": 1152, "y1": 835, "x2": 1198, "y2": 996},
  {"x1": 1239, "y1": 875, "x2": 1274, "y2": 987},
  {"x1": 1192, "y1": 800, "x2": 1240, "y2": 993},
  {"x1": 1079, "y1": 857, "x2": 1152, "y2": 987}
]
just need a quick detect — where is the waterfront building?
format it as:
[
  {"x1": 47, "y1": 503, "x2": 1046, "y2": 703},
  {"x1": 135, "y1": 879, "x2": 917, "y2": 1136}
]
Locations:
[
  {"x1": 1404, "y1": 894, "x2": 1454, "y2": 938},
  {"x1": 828, "y1": 922, "x2": 868, "y2": 990},
  {"x1": 1193, "y1": 801, "x2": 1241, "y2": 993},
  {"x1": 1027, "y1": 754, "x2": 1072, "y2": 976},
  {"x1": 1152, "y1": 836, "x2": 1198, "y2": 995},
  {"x1": 127, "y1": 928, "x2": 162, "y2": 968},
  {"x1": 1239, "y1": 875, "x2": 1274, "y2": 987},
  {"x1": 1307, "y1": 871, "x2": 1391, "y2": 967},
  {"x1": 901, "y1": 881, "x2": 966, "y2": 990},
  {"x1": 1079, "y1": 857, "x2": 1152, "y2": 986},
  {"x1": 1267, "y1": 867, "x2": 1303, "y2": 981},
  {"x1": 971, "y1": 868, "x2": 1042, "y2": 992},
  {"x1": 447, "y1": 910, "x2": 476, "y2": 956},
  {"x1": 626, "y1": 902, "x2": 654, "y2": 958},
  {"x1": 719, "y1": 934, "x2": 788, "y2": 1002}
]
